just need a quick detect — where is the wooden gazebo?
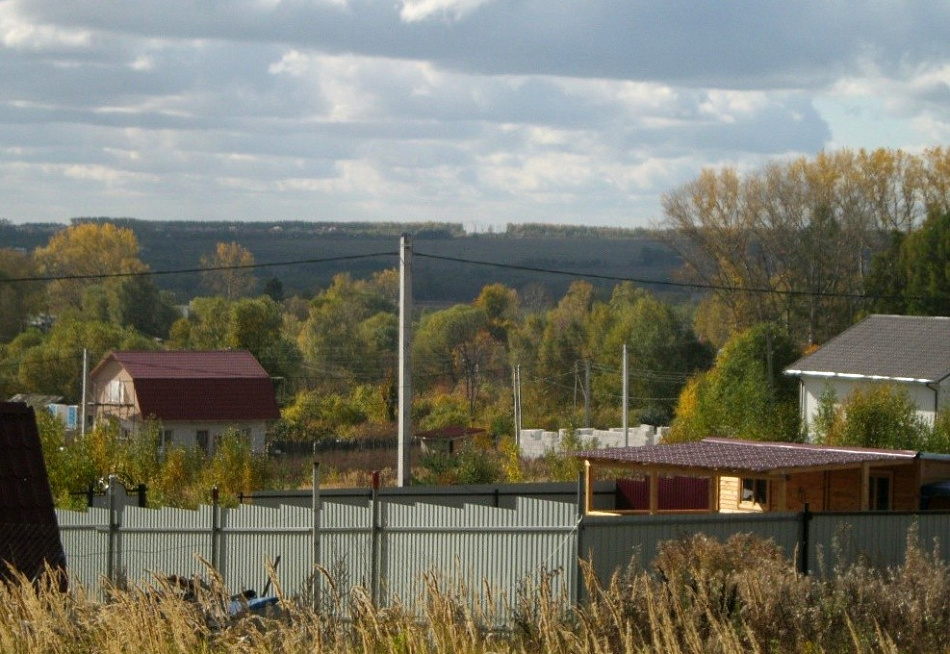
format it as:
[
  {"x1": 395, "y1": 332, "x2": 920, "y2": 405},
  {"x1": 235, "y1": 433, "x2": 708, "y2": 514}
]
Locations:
[{"x1": 574, "y1": 438, "x2": 946, "y2": 515}]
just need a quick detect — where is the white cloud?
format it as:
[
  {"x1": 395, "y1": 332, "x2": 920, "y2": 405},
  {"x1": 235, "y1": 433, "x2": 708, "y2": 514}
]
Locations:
[
  {"x1": 0, "y1": 3, "x2": 90, "y2": 51},
  {"x1": 398, "y1": 0, "x2": 492, "y2": 23}
]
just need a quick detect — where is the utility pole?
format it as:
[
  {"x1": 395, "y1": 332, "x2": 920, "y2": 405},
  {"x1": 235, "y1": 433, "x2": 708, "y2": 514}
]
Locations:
[
  {"x1": 584, "y1": 359, "x2": 591, "y2": 428},
  {"x1": 622, "y1": 344, "x2": 629, "y2": 447},
  {"x1": 81, "y1": 348, "x2": 88, "y2": 438},
  {"x1": 397, "y1": 234, "x2": 412, "y2": 487}
]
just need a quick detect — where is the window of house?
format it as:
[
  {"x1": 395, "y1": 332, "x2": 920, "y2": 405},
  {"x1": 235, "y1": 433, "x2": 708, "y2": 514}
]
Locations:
[
  {"x1": 161, "y1": 429, "x2": 174, "y2": 449},
  {"x1": 105, "y1": 380, "x2": 125, "y2": 404},
  {"x1": 869, "y1": 474, "x2": 892, "y2": 511},
  {"x1": 741, "y1": 478, "x2": 769, "y2": 506},
  {"x1": 197, "y1": 430, "x2": 210, "y2": 456}
]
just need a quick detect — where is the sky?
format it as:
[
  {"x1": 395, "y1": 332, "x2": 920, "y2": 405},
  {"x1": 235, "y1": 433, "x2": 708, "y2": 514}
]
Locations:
[{"x1": 3, "y1": 1, "x2": 950, "y2": 232}]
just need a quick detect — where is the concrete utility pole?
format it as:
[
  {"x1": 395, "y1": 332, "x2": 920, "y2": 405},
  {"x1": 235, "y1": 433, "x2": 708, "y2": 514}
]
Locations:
[
  {"x1": 397, "y1": 235, "x2": 413, "y2": 487},
  {"x1": 622, "y1": 344, "x2": 629, "y2": 447},
  {"x1": 81, "y1": 348, "x2": 88, "y2": 438}
]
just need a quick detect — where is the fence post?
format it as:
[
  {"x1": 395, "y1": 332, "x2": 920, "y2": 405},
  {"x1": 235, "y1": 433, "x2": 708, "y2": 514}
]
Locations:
[
  {"x1": 370, "y1": 471, "x2": 381, "y2": 606},
  {"x1": 574, "y1": 470, "x2": 584, "y2": 607},
  {"x1": 799, "y1": 503, "x2": 811, "y2": 576},
  {"x1": 211, "y1": 487, "x2": 220, "y2": 573},
  {"x1": 107, "y1": 474, "x2": 118, "y2": 587},
  {"x1": 312, "y1": 459, "x2": 320, "y2": 613}
]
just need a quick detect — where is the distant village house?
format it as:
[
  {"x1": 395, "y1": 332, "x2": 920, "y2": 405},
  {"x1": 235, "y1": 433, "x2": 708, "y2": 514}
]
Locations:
[{"x1": 90, "y1": 350, "x2": 280, "y2": 455}]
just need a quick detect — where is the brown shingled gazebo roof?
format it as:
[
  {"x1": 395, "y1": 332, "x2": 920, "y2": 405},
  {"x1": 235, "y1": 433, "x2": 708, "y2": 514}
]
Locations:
[{"x1": 575, "y1": 437, "x2": 917, "y2": 476}]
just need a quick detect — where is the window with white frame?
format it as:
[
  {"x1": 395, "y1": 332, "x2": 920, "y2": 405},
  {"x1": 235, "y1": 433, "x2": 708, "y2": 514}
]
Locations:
[{"x1": 105, "y1": 380, "x2": 125, "y2": 404}]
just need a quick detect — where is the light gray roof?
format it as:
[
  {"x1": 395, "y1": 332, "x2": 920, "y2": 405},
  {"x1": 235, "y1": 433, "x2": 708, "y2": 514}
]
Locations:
[{"x1": 785, "y1": 315, "x2": 950, "y2": 383}]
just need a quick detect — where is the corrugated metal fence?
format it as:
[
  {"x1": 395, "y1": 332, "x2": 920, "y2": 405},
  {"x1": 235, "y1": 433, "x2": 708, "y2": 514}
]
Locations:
[{"x1": 56, "y1": 490, "x2": 950, "y2": 619}]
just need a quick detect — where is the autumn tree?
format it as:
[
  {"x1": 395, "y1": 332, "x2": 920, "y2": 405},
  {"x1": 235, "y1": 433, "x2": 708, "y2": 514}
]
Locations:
[
  {"x1": 200, "y1": 241, "x2": 257, "y2": 299},
  {"x1": 33, "y1": 222, "x2": 150, "y2": 316},
  {"x1": 660, "y1": 148, "x2": 950, "y2": 346}
]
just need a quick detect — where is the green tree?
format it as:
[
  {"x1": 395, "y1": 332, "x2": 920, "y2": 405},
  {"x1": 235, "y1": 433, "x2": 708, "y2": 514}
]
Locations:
[
  {"x1": 669, "y1": 324, "x2": 801, "y2": 443},
  {"x1": 0, "y1": 248, "x2": 42, "y2": 343},
  {"x1": 298, "y1": 271, "x2": 398, "y2": 392},
  {"x1": 589, "y1": 283, "x2": 713, "y2": 426},
  {"x1": 535, "y1": 281, "x2": 595, "y2": 417},
  {"x1": 16, "y1": 318, "x2": 155, "y2": 401},
  {"x1": 109, "y1": 276, "x2": 179, "y2": 338},
  {"x1": 823, "y1": 385, "x2": 929, "y2": 450}
]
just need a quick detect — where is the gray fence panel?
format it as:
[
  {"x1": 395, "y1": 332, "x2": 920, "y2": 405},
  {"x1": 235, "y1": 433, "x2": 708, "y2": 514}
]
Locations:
[
  {"x1": 120, "y1": 506, "x2": 213, "y2": 586},
  {"x1": 378, "y1": 497, "x2": 578, "y2": 620},
  {"x1": 220, "y1": 504, "x2": 313, "y2": 597},
  {"x1": 579, "y1": 512, "x2": 802, "y2": 584},
  {"x1": 56, "y1": 508, "x2": 110, "y2": 593},
  {"x1": 316, "y1": 498, "x2": 374, "y2": 606},
  {"x1": 809, "y1": 512, "x2": 950, "y2": 574}
]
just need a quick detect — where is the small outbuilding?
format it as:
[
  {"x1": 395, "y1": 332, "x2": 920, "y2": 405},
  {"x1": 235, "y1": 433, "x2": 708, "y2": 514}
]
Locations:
[
  {"x1": 416, "y1": 426, "x2": 486, "y2": 454},
  {"x1": 575, "y1": 437, "x2": 950, "y2": 515}
]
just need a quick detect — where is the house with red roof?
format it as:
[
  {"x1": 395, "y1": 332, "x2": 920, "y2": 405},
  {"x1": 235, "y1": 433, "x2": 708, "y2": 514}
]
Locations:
[{"x1": 90, "y1": 350, "x2": 280, "y2": 454}]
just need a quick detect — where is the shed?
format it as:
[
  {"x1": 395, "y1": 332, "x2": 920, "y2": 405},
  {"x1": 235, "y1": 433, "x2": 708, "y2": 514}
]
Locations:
[
  {"x1": 0, "y1": 402, "x2": 67, "y2": 586},
  {"x1": 573, "y1": 437, "x2": 950, "y2": 515},
  {"x1": 416, "y1": 426, "x2": 486, "y2": 454}
]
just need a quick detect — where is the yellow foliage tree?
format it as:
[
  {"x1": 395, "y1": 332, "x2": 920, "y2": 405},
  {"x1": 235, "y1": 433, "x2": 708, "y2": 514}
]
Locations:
[
  {"x1": 200, "y1": 241, "x2": 257, "y2": 299},
  {"x1": 34, "y1": 222, "x2": 148, "y2": 314}
]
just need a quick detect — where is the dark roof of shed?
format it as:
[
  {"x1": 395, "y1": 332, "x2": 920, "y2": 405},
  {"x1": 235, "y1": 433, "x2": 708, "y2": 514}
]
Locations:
[
  {"x1": 415, "y1": 426, "x2": 486, "y2": 440},
  {"x1": 0, "y1": 402, "x2": 67, "y2": 584},
  {"x1": 784, "y1": 314, "x2": 950, "y2": 383},
  {"x1": 575, "y1": 438, "x2": 917, "y2": 475},
  {"x1": 92, "y1": 350, "x2": 280, "y2": 422}
]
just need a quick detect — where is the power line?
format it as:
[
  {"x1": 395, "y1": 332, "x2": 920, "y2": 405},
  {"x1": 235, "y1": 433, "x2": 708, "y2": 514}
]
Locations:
[
  {"x1": 0, "y1": 252, "x2": 398, "y2": 285},
  {"x1": 412, "y1": 251, "x2": 911, "y2": 302}
]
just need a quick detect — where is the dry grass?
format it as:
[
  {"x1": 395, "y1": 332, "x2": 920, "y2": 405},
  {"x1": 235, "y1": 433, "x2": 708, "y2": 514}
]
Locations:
[{"x1": 3, "y1": 530, "x2": 950, "y2": 653}]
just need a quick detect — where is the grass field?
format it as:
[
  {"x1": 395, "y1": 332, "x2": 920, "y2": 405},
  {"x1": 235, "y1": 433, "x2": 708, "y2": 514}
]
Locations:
[{"x1": 4, "y1": 530, "x2": 949, "y2": 653}]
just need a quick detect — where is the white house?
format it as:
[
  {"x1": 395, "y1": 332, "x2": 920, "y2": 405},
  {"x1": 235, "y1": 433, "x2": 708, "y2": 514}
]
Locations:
[
  {"x1": 784, "y1": 315, "x2": 950, "y2": 439},
  {"x1": 90, "y1": 350, "x2": 280, "y2": 454}
]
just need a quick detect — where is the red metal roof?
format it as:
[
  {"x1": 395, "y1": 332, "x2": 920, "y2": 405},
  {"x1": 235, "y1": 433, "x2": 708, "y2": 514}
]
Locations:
[
  {"x1": 575, "y1": 437, "x2": 917, "y2": 475},
  {"x1": 0, "y1": 402, "x2": 67, "y2": 584},
  {"x1": 95, "y1": 350, "x2": 281, "y2": 422}
]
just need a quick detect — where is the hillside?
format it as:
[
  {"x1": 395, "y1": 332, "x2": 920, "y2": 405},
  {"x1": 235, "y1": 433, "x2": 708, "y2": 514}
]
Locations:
[{"x1": 0, "y1": 219, "x2": 682, "y2": 304}]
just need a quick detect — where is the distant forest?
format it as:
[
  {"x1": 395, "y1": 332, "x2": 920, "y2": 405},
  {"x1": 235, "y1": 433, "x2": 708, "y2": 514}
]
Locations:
[{"x1": 0, "y1": 218, "x2": 681, "y2": 305}]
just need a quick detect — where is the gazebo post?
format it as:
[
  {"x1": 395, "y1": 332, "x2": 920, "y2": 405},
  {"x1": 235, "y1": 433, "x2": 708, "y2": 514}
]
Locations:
[
  {"x1": 708, "y1": 474, "x2": 719, "y2": 513},
  {"x1": 648, "y1": 470, "x2": 659, "y2": 515},
  {"x1": 584, "y1": 460, "x2": 593, "y2": 515}
]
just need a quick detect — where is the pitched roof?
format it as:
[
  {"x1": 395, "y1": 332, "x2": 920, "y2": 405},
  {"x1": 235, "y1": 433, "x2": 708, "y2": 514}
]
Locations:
[
  {"x1": 575, "y1": 437, "x2": 917, "y2": 476},
  {"x1": 0, "y1": 402, "x2": 67, "y2": 585},
  {"x1": 93, "y1": 350, "x2": 280, "y2": 422},
  {"x1": 784, "y1": 314, "x2": 950, "y2": 383}
]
